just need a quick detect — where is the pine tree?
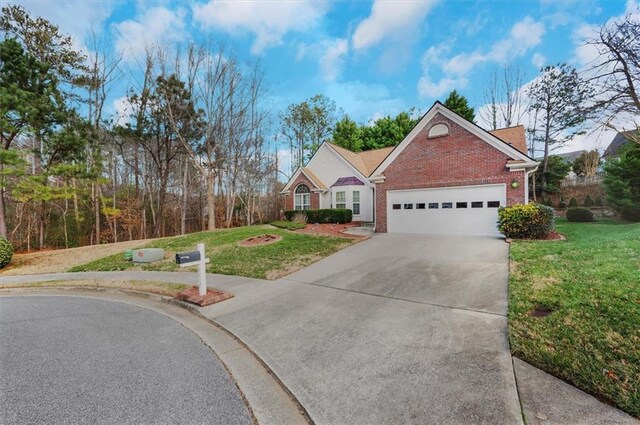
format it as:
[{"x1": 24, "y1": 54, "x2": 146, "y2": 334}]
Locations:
[{"x1": 443, "y1": 90, "x2": 475, "y2": 122}]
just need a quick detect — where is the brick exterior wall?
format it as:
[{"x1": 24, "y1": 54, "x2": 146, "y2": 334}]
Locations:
[
  {"x1": 283, "y1": 173, "x2": 320, "y2": 211},
  {"x1": 375, "y1": 113, "x2": 526, "y2": 232}
]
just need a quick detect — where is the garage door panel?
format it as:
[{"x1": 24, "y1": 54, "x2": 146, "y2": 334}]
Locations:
[{"x1": 387, "y1": 185, "x2": 506, "y2": 237}]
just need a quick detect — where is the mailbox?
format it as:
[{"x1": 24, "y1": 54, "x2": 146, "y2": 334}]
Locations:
[{"x1": 175, "y1": 250, "x2": 201, "y2": 265}]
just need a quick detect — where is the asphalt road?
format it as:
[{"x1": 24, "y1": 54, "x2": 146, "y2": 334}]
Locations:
[{"x1": 0, "y1": 296, "x2": 252, "y2": 425}]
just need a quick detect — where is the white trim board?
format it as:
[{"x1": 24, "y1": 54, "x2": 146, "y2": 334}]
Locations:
[{"x1": 371, "y1": 102, "x2": 536, "y2": 177}]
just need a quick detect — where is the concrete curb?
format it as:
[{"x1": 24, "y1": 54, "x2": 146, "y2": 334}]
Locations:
[{"x1": 0, "y1": 287, "x2": 310, "y2": 425}]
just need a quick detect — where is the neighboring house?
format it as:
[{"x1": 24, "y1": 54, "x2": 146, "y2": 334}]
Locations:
[
  {"x1": 281, "y1": 102, "x2": 538, "y2": 237},
  {"x1": 536, "y1": 150, "x2": 587, "y2": 181},
  {"x1": 604, "y1": 130, "x2": 639, "y2": 159}
]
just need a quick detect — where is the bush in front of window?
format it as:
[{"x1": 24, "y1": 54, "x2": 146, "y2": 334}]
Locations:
[
  {"x1": 566, "y1": 207, "x2": 594, "y2": 222},
  {"x1": 497, "y1": 203, "x2": 555, "y2": 239},
  {"x1": 284, "y1": 209, "x2": 353, "y2": 224}
]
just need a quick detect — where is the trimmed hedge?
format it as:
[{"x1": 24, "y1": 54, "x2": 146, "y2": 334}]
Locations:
[
  {"x1": 498, "y1": 203, "x2": 555, "y2": 239},
  {"x1": 566, "y1": 207, "x2": 594, "y2": 222},
  {"x1": 284, "y1": 209, "x2": 353, "y2": 224},
  {"x1": 0, "y1": 237, "x2": 13, "y2": 268},
  {"x1": 270, "y1": 220, "x2": 306, "y2": 230},
  {"x1": 568, "y1": 197, "x2": 578, "y2": 207},
  {"x1": 621, "y1": 204, "x2": 640, "y2": 222}
]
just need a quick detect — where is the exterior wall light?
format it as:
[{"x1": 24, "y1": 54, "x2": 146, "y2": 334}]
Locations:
[{"x1": 511, "y1": 180, "x2": 520, "y2": 189}]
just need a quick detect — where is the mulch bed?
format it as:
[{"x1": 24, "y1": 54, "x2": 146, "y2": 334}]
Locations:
[
  {"x1": 295, "y1": 222, "x2": 368, "y2": 239},
  {"x1": 238, "y1": 234, "x2": 282, "y2": 247},
  {"x1": 174, "y1": 286, "x2": 234, "y2": 307}
]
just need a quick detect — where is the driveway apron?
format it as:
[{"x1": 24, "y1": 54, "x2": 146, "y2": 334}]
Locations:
[{"x1": 202, "y1": 233, "x2": 522, "y2": 424}]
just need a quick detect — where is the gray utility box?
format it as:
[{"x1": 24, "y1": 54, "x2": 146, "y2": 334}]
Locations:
[{"x1": 132, "y1": 248, "x2": 165, "y2": 263}]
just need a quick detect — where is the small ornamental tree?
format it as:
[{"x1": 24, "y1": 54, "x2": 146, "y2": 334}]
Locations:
[
  {"x1": 569, "y1": 197, "x2": 578, "y2": 207},
  {"x1": 584, "y1": 195, "x2": 594, "y2": 207}
]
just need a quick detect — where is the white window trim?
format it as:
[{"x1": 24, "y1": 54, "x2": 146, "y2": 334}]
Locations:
[
  {"x1": 335, "y1": 190, "x2": 346, "y2": 209},
  {"x1": 294, "y1": 184, "x2": 311, "y2": 210},
  {"x1": 352, "y1": 190, "x2": 360, "y2": 215}
]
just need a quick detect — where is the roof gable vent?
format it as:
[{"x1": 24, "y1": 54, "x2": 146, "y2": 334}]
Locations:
[{"x1": 428, "y1": 123, "x2": 449, "y2": 138}]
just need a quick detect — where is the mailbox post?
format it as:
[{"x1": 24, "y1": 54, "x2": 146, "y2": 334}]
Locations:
[
  {"x1": 175, "y1": 243, "x2": 210, "y2": 296},
  {"x1": 196, "y1": 243, "x2": 206, "y2": 296}
]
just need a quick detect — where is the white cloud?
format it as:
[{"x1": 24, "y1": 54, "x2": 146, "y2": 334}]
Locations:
[
  {"x1": 297, "y1": 38, "x2": 349, "y2": 81},
  {"x1": 193, "y1": 0, "x2": 328, "y2": 54},
  {"x1": 418, "y1": 17, "x2": 544, "y2": 99},
  {"x1": 442, "y1": 17, "x2": 545, "y2": 75},
  {"x1": 418, "y1": 76, "x2": 467, "y2": 98},
  {"x1": 113, "y1": 96, "x2": 133, "y2": 126},
  {"x1": 532, "y1": 52, "x2": 546, "y2": 69},
  {"x1": 113, "y1": 7, "x2": 188, "y2": 62},
  {"x1": 352, "y1": 0, "x2": 438, "y2": 50},
  {"x1": 12, "y1": 0, "x2": 115, "y2": 56}
]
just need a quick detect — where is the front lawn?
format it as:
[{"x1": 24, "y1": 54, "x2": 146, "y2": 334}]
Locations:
[
  {"x1": 509, "y1": 220, "x2": 640, "y2": 417},
  {"x1": 69, "y1": 225, "x2": 355, "y2": 280}
]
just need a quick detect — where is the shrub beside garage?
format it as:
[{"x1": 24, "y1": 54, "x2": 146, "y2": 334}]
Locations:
[{"x1": 498, "y1": 204, "x2": 555, "y2": 239}]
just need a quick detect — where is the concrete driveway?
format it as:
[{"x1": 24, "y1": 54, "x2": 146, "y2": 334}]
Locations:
[{"x1": 201, "y1": 233, "x2": 522, "y2": 424}]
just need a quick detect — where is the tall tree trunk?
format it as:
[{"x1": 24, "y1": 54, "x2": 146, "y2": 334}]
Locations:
[
  {"x1": 38, "y1": 200, "x2": 46, "y2": 250},
  {"x1": 181, "y1": 161, "x2": 188, "y2": 235},
  {"x1": 94, "y1": 183, "x2": 101, "y2": 244},
  {"x1": 206, "y1": 172, "x2": 216, "y2": 231},
  {"x1": 0, "y1": 162, "x2": 7, "y2": 238}
]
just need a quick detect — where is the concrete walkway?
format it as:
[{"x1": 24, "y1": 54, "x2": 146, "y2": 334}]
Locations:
[{"x1": 1, "y1": 234, "x2": 637, "y2": 424}]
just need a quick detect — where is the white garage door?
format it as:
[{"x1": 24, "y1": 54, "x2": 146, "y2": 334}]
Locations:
[{"x1": 387, "y1": 184, "x2": 506, "y2": 237}]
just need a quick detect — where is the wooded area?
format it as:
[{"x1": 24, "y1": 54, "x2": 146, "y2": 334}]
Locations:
[{"x1": 0, "y1": 5, "x2": 281, "y2": 251}]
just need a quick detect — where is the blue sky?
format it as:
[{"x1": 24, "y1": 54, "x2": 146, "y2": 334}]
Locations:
[{"x1": 12, "y1": 0, "x2": 636, "y2": 154}]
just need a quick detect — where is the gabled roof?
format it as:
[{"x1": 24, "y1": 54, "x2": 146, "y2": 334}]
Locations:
[
  {"x1": 280, "y1": 166, "x2": 327, "y2": 193},
  {"x1": 371, "y1": 102, "x2": 537, "y2": 177},
  {"x1": 489, "y1": 125, "x2": 528, "y2": 155},
  {"x1": 326, "y1": 143, "x2": 394, "y2": 177},
  {"x1": 535, "y1": 150, "x2": 587, "y2": 163},
  {"x1": 604, "y1": 130, "x2": 639, "y2": 158}
]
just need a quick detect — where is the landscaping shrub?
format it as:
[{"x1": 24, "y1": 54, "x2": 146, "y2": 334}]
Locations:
[
  {"x1": 594, "y1": 196, "x2": 604, "y2": 207},
  {"x1": 284, "y1": 209, "x2": 353, "y2": 224},
  {"x1": 270, "y1": 220, "x2": 306, "y2": 230},
  {"x1": 583, "y1": 195, "x2": 594, "y2": 207},
  {"x1": 621, "y1": 204, "x2": 640, "y2": 222},
  {"x1": 558, "y1": 198, "x2": 567, "y2": 209},
  {"x1": 566, "y1": 207, "x2": 594, "y2": 222},
  {"x1": 568, "y1": 197, "x2": 578, "y2": 207},
  {"x1": 498, "y1": 204, "x2": 555, "y2": 239},
  {"x1": 0, "y1": 237, "x2": 13, "y2": 268}
]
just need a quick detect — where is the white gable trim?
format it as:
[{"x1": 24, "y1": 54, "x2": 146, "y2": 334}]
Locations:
[
  {"x1": 323, "y1": 143, "x2": 371, "y2": 182},
  {"x1": 371, "y1": 102, "x2": 536, "y2": 177},
  {"x1": 280, "y1": 167, "x2": 327, "y2": 194}
]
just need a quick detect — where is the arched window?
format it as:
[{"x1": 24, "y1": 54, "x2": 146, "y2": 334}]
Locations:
[
  {"x1": 294, "y1": 184, "x2": 311, "y2": 210},
  {"x1": 428, "y1": 123, "x2": 449, "y2": 138}
]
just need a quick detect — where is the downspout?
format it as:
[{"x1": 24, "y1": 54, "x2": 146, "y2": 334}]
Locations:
[{"x1": 525, "y1": 166, "x2": 539, "y2": 204}]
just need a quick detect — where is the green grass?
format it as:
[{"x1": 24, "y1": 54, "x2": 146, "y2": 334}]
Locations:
[
  {"x1": 69, "y1": 225, "x2": 354, "y2": 280},
  {"x1": 270, "y1": 220, "x2": 306, "y2": 230},
  {"x1": 509, "y1": 219, "x2": 640, "y2": 417}
]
